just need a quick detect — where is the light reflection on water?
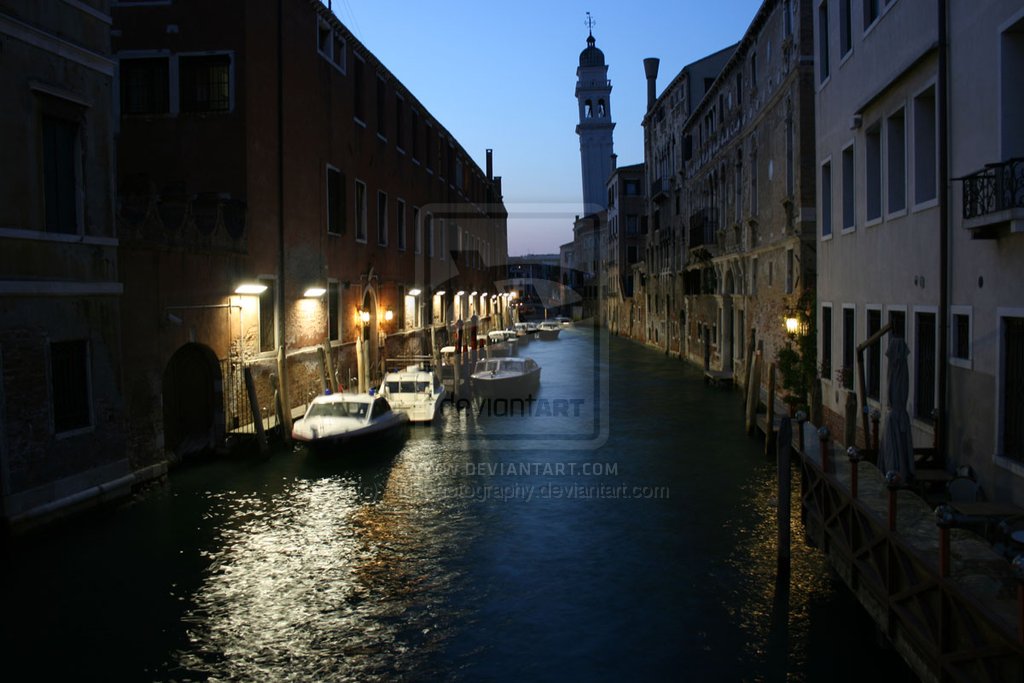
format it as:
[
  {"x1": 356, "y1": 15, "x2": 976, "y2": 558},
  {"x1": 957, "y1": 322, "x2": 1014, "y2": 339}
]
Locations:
[{"x1": 1, "y1": 326, "x2": 913, "y2": 681}]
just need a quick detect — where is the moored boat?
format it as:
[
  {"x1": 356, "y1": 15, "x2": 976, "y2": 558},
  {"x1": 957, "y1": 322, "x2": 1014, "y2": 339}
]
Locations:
[
  {"x1": 380, "y1": 365, "x2": 445, "y2": 423},
  {"x1": 537, "y1": 320, "x2": 561, "y2": 340},
  {"x1": 469, "y1": 356, "x2": 541, "y2": 400},
  {"x1": 292, "y1": 392, "x2": 409, "y2": 453}
]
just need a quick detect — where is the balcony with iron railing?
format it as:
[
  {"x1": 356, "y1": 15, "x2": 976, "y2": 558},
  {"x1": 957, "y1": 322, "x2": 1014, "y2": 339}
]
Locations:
[
  {"x1": 688, "y1": 208, "x2": 717, "y2": 250},
  {"x1": 960, "y1": 157, "x2": 1024, "y2": 237},
  {"x1": 650, "y1": 177, "x2": 669, "y2": 203}
]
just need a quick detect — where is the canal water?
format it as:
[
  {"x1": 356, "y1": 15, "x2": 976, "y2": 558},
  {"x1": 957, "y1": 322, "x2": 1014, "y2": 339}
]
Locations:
[{"x1": 0, "y1": 327, "x2": 914, "y2": 681}]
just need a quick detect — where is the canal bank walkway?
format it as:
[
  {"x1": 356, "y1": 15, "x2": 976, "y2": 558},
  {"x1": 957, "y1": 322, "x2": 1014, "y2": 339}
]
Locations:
[{"x1": 794, "y1": 419, "x2": 1023, "y2": 682}]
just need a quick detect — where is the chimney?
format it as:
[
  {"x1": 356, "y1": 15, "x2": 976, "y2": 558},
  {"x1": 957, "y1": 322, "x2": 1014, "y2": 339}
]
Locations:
[
  {"x1": 643, "y1": 57, "x2": 660, "y2": 111},
  {"x1": 486, "y1": 148, "x2": 493, "y2": 180},
  {"x1": 610, "y1": 153, "x2": 617, "y2": 171}
]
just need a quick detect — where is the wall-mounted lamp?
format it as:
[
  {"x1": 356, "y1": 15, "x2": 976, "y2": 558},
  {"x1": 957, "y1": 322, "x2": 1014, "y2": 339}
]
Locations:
[
  {"x1": 384, "y1": 308, "x2": 394, "y2": 322},
  {"x1": 435, "y1": 290, "x2": 446, "y2": 297},
  {"x1": 784, "y1": 311, "x2": 808, "y2": 336},
  {"x1": 303, "y1": 287, "x2": 327, "y2": 298},
  {"x1": 409, "y1": 288, "x2": 422, "y2": 297},
  {"x1": 235, "y1": 283, "x2": 267, "y2": 295},
  {"x1": 359, "y1": 309, "x2": 371, "y2": 324}
]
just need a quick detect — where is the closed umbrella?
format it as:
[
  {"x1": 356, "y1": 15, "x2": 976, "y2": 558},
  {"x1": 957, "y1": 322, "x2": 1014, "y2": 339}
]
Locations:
[{"x1": 879, "y1": 337, "x2": 915, "y2": 480}]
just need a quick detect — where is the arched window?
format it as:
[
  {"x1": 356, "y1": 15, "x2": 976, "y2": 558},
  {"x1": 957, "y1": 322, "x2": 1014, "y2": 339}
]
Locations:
[
  {"x1": 584, "y1": 99, "x2": 593, "y2": 118},
  {"x1": 597, "y1": 99, "x2": 606, "y2": 117}
]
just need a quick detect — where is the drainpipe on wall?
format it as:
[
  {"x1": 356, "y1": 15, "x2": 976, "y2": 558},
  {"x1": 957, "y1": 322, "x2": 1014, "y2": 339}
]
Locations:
[
  {"x1": 937, "y1": 0, "x2": 949, "y2": 462},
  {"x1": 277, "y1": 0, "x2": 292, "y2": 439}
]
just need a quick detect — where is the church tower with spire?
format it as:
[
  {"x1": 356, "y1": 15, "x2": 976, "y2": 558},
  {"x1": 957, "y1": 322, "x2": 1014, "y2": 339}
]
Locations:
[{"x1": 575, "y1": 20, "x2": 615, "y2": 212}]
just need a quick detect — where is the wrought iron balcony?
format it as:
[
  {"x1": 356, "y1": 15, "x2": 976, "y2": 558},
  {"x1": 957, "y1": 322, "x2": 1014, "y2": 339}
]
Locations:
[
  {"x1": 688, "y1": 209, "x2": 717, "y2": 248},
  {"x1": 650, "y1": 177, "x2": 669, "y2": 203},
  {"x1": 961, "y1": 157, "x2": 1024, "y2": 236}
]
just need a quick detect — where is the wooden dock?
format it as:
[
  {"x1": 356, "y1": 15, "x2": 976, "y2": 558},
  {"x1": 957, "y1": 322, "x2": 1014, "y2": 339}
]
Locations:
[
  {"x1": 787, "y1": 419, "x2": 1024, "y2": 682},
  {"x1": 703, "y1": 369, "x2": 734, "y2": 387}
]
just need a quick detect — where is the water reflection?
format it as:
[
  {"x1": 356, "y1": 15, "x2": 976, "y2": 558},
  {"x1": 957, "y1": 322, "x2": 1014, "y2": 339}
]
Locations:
[{"x1": 1, "y1": 327, "x2": 911, "y2": 682}]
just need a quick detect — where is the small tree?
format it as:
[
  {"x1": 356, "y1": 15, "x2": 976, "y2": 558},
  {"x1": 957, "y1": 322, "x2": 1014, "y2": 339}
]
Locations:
[{"x1": 776, "y1": 288, "x2": 817, "y2": 413}]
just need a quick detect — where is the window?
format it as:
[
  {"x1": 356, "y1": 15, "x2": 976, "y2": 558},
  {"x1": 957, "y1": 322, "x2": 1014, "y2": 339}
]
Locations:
[
  {"x1": 785, "y1": 249, "x2": 794, "y2": 294},
  {"x1": 887, "y1": 108, "x2": 906, "y2": 213},
  {"x1": 42, "y1": 116, "x2": 79, "y2": 234},
  {"x1": 179, "y1": 54, "x2": 230, "y2": 113},
  {"x1": 822, "y1": 305, "x2": 833, "y2": 378},
  {"x1": 410, "y1": 110, "x2": 420, "y2": 161},
  {"x1": 839, "y1": 0, "x2": 852, "y2": 57},
  {"x1": 259, "y1": 277, "x2": 275, "y2": 353},
  {"x1": 768, "y1": 261, "x2": 774, "y2": 287},
  {"x1": 396, "y1": 198, "x2": 406, "y2": 251},
  {"x1": 51, "y1": 339, "x2": 90, "y2": 433},
  {"x1": 750, "y1": 151, "x2": 759, "y2": 215},
  {"x1": 120, "y1": 57, "x2": 169, "y2": 114},
  {"x1": 332, "y1": 34, "x2": 346, "y2": 71},
  {"x1": 751, "y1": 256, "x2": 758, "y2": 294},
  {"x1": 913, "y1": 86, "x2": 937, "y2": 204},
  {"x1": 395, "y1": 94, "x2": 404, "y2": 150},
  {"x1": 750, "y1": 52, "x2": 758, "y2": 90},
  {"x1": 951, "y1": 306, "x2": 971, "y2": 366},
  {"x1": 866, "y1": 308, "x2": 881, "y2": 400},
  {"x1": 425, "y1": 213, "x2": 434, "y2": 258},
  {"x1": 326, "y1": 166, "x2": 344, "y2": 235},
  {"x1": 376, "y1": 190, "x2": 388, "y2": 246},
  {"x1": 626, "y1": 214, "x2": 638, "y2": 235},
  {"x1": 821, "y1": 160, "x2": 833, "y2": 237},
  {"x1": 842, "y1": 145, "x2": 855, "y2": 230},
  {"x1": 413, "y1": 206, "x2": 422, "y2": 254},
  {"x1": 888, "y1": 309, "x2": 906, "y2": 338},
  {"x1": 354, "y1": 180, "x2": 367, "y2": 242},
  {"x1": 317, "y1": 19, "x2": 345, "y2": 71},
  {"x1": 842, "y1": 306, "x2": 855, "y2": 389},
  {"x1": 866, "y1": 123, "x2": 882, "y2": 221},
  {"x1": 353, "y1": 56, "x2": 365, "y2": 123},
  {"x1": 818, "y1": 1, "x2": 830, "y2": 82},
  {"x1": 376, "y1": 75, "x2": 386, "y2": 137},
  {"x1": 1001, "y1": 316, "x2": 1024, "y2": 462},
  {"x1": 625, "y1": 180, "x2": 639, "y2": 195},
  {"x1": 915, "y1": 311, "x2": 936, "y2": 420},
  {"x1": 328, "y1": 281, "x2": 342, "y2": 342},
  {"x1": 439, "y1": 218, "x2": 446, "y2": 260},
  {"x1": 1001, "y1": 21, "x2": 1024, "y2": 157},
  {"x1": 786, "y1": 116, "x2": 795, "y2": 198},
  {"x1": 864, "y1": 0, "x2": 880, "y2": 30}
]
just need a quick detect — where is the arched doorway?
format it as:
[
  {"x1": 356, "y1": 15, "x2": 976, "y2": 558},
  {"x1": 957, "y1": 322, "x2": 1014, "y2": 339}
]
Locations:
[
  {"x1": 723, "y1": 270, "x2": 735, "y2": 373},
  {"x1": 163, "y1": 343, "x2": 223, "y2": 459},
  {"x1": 362, "y1": 287, "x2": 379, "y2": 383}
]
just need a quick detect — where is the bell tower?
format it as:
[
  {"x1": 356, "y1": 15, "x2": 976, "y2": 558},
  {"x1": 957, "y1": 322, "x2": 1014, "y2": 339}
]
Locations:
[{"x1": 575, "y1": 16, "x2": 615, "y2": 212}]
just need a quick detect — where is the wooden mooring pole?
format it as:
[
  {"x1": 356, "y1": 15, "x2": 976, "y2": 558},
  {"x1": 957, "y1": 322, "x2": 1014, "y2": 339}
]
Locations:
[
  {"x1": 818, "y1": 426, "x2": 830, "y2": 473},
  {"x1": 764, "y1": 363, "x2": 777, "y2": 457},
  {"x1": 847, "y1": 447, "x2": 861, "y2": 498},
  {"x1": 243, "y1": 366, "x2": 268, "y2": 455},
  {"x1": 777, "y1": 417, "x2": 792, "y2": 575}
]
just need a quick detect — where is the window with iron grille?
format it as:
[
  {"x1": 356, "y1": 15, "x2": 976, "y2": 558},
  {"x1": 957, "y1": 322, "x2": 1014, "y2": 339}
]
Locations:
[
  {"x1": 179, "y1": 54, "x2": 230, "y2": 113},
  {"x1": 915, "y1": 312, "x2": 936, "y2": 420}
]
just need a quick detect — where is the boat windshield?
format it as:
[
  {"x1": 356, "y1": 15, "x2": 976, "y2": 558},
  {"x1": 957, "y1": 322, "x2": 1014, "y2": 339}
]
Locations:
[
  {"x1": 474, "y1": 360, "x2": 500, "y2": 373},
  {"x1": 307, "y1": 401, "x2": 368, "y2": 419},
  {"x1": 387, "y1": 380, "x2": 420, "y2": 393},
  {"x1": 499, "y1": 360, "x2": 524, "y2": 372}
]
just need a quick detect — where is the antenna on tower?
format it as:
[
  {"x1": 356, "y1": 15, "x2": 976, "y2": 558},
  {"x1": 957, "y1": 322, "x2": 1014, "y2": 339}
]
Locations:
[{"x1": 585, "y1": 11, "x2": 595, "y2": 36}]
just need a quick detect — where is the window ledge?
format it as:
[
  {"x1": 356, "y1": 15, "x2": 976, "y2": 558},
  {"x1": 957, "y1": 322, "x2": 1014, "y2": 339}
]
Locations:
[
  {"x1": 949, "y1": 356, "x2": 972, "y2": 370},
  {"x1": 992, "y1": 452, "x2": 1024, "y2": 478}
]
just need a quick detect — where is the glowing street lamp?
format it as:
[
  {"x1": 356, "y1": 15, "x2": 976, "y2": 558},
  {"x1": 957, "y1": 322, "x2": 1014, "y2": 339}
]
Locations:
[{"x1": 234, "y1": 283, "x2": 267, "y2": 295}]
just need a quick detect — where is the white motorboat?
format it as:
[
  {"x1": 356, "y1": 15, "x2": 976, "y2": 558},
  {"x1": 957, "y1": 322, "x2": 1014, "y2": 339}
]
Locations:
[
  {"x1": 292, "y1": 392, "x2": 409, "y2": 452},
  {"x1": 380, "y1": 364, "x2": 446, "y2": 423},
  {"x1": 487, "y1": 329, "x2": 519, "y2": 355},
  {"x1": 469, "y1": 356, "x2": 541, "y2": 400},
  {"x1": 513, "y1": 322, "x2": 535, "y2": 345},
  {"x1": 555, "y1": 315, "x2": 572, "y2": 327},
  {"x1": 537, "y1": 320, "x2": 561, "y2": 340}
]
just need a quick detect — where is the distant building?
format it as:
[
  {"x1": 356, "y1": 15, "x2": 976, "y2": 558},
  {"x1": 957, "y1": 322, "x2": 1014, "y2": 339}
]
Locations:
[
  {"x1": 638, "y1": 44, "x2": 735, "y2": 351},
  {"x1": 604, "y1": 162, "x2": 646, "y2": 334},
  {"x1": 0, "y1": 0, "x2": 135, "y2": 529},
  {"x1": 677, "y1": 0, "x2": 816, "y2": 383},
  {"x1": 112, "y1": 0, "x2": 508, "y2": 465}
]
